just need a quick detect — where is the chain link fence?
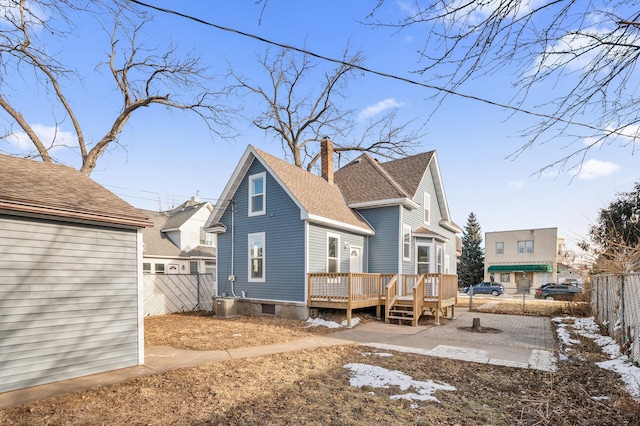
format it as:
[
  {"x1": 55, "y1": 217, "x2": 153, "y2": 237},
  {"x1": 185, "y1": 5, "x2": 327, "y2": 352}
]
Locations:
[{"x1": 591, "y1": 273, "x2": 640, "y2": 365}]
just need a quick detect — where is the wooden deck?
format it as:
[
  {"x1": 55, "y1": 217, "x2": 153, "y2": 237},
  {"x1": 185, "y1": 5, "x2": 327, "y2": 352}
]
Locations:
[{"x1": 307, "y1": 273, "x2": 458, "y2": 326}]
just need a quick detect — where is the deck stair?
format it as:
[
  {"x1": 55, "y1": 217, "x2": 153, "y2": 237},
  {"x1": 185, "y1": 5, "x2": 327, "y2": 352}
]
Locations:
[{"x1": 386, "y1": 296, "x2": 417, "y2": 326}]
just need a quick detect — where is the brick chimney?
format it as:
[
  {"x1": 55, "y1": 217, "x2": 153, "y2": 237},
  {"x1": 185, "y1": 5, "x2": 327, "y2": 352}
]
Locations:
[{"x1": 320, "y1": 137, "x2": 334, "y2": 184}]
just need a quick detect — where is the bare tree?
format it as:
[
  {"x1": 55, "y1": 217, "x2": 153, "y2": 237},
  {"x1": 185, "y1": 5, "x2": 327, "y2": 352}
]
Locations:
[
  {"x1": 0, "y1": 0, "x2": 233, "y2": 175},
  {"x1": 230, "y1": 46, "x2": 423, "y2": 171},
  {"x1": 368, "y1": 1, "x2": 640, "y2": 174}
]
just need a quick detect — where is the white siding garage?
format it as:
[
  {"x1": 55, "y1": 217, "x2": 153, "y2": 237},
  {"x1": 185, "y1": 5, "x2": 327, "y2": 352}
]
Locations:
[{"x1": 0, "y1": 155, "x2": 151, "y2": 393}]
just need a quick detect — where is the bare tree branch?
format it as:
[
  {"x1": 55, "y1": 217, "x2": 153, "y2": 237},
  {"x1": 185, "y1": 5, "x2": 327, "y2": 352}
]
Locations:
[
  {"x1": 230, "y1": 46, "x2": 422, "y2": 171},
  {"x1": 0, "y1": 0, "x2": 235, "y2": 175},
  {"x1": 368, "y1": 0, "x2": 640, "y2": 174}
]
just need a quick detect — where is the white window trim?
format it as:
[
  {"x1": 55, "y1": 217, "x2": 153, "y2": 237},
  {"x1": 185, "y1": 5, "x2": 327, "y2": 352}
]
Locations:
[
  {"x1": 423, "y1": 192, "x2": 431, "y2": 225},
  {"x1": 248, "y1": 172, "x2": 266, "y2": 217},
  {"x1": 248, "y1": 232, "x2": 265, "y2": 282},
  {"x1": 402, "y1": 224, "x2": 412, "y2": 261},
  {"x1": 327, "y1": 232, "x2": 341, "y2": 273},
  {"x1": 415, "y1": 242, "x2": 432, "y2": 274}
]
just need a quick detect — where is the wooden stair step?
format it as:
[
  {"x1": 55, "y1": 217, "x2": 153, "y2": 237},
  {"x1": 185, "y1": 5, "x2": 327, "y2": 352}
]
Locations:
[
  {"x1": 389, "y1": 309, "x2": 414, "y2": 315},
  {"x1": 387, "y1": 314, "x2": 414, "y2": 319}
]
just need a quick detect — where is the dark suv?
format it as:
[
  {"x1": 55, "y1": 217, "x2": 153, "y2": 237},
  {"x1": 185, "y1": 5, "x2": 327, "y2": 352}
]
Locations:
[{"x1": 534, "y1": 283, "x2": 584, "y2": 300}]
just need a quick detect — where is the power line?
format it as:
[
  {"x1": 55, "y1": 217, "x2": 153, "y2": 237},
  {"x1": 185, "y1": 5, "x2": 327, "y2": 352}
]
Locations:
[{"x1": 129, "y1": 0, "x2": 611, "y2": 136}]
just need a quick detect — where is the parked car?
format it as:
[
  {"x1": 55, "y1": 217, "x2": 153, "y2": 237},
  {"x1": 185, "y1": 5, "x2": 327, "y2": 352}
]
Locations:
[
  {"x1": 534, "y1": 283, "x2": 584, "y2": 300},
  {"x1": 463, "y1": 282, "x2": 505, "y2": 296}
]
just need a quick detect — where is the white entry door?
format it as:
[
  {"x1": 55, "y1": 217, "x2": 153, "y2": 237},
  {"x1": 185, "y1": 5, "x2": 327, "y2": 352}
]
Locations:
[{"x1": 349, "y1": 246, "x2": 362, "y2": 273}]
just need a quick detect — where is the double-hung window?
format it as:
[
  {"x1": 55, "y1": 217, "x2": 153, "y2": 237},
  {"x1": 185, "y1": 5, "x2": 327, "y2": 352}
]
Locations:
[
  {"x1": 496, "y1": 242, "x2": 504, "y2": 255},
  {"x1": 416, "y1": 245, "x2": 431, "y2": 274},
  {"x1": 248, "y1": 232, "x2": 265, "y2": 282},
  {"x1": 249, "y1": 172, "x2": 266, "y2": 216},
  {"x1": 423, "y1": 192, "x2": 431, "y2": 225},
  {"x1": 402, "y1": 224, "x2": 411, "y2": 261},
  {"x1": 518, "y1": 240, "x2": 534, "y2": 254},
  {"x1": 327, "y1": 233, "x2": 340, "y2": 272}
]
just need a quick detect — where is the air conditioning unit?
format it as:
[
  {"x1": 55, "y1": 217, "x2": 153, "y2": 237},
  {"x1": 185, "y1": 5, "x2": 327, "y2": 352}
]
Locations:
[{"x1": 216, "y1": 297, "x2": 237, "y2": 318}]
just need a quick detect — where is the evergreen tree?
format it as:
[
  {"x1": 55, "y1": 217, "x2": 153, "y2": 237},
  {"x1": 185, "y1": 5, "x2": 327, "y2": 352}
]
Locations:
[{"x1": 458, "y1": 212, "x2": 485, "y2": 287}]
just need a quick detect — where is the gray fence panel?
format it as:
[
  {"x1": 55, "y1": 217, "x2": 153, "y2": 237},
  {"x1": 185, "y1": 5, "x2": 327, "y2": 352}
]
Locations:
[
  {"x1": 143, "y1": 274, "x2": 216, "y2": 316},
  {"x1": 591, "y1": 274, "x2": 640, "y2": 365}
]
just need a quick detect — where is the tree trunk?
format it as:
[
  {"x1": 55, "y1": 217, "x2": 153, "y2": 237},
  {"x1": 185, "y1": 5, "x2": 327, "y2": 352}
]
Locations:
[{"x1": 472, "y1": 317, "x2": 482, "y2": 331}]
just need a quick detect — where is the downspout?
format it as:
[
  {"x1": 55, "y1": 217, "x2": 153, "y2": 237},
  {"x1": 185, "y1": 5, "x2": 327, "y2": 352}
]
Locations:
[{"x1": 229, "y1": 200, "x2": 238, "y2": 298}]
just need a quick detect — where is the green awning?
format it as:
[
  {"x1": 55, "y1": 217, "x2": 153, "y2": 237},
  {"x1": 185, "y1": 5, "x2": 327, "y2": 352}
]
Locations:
[{"x1": 487, "y1": 264, "x2": 553, "y2": 273}]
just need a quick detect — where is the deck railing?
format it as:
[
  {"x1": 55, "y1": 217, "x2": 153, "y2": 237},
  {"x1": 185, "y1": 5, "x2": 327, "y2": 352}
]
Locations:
[
  {"x1": 384, "y1": 275, "x2": 399, "y2": 320},
  {"x1": 412, "y1": 275, "x2": 425, "y2": 326},
  {"x1": 308, "y1": 272, "x2": 458, "y2": 320}
]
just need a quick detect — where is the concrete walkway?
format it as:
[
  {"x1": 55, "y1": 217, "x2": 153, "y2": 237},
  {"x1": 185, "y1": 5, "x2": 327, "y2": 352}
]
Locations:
[{"x1": 0, "y1": 307, "x2": 557, "y2": 409}]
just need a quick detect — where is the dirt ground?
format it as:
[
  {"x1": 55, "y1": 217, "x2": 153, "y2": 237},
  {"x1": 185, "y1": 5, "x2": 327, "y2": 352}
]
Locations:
[{"x1": 2, "y1": 306, "x2": 639, "y2": 425}]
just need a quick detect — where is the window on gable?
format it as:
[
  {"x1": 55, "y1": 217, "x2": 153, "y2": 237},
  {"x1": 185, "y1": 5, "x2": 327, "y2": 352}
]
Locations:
[
  {"x1": 327, "y1": 233, "x2": 340, "y2": 272},
  {"x1": 403, "y1": 224, "x2": 411, "y2": 261},
  {"x1": 249, "y1": 172, "x2": 266, "y2": 216},
  {"x1": 200, "y1": 227, "x2": 214, "y2": 246},
  {"x1": 248, "y1": 233, "x2": 265, "y2": 282},
  {"x1": 423, "y1": 192, "x2": 431, "y2": 224},
  {"x1": 518, "y1": 240, "x2": 534, "y2": 254},
  {"x1": 496, "y1": 242, "x2": 504, "y2": 255}
]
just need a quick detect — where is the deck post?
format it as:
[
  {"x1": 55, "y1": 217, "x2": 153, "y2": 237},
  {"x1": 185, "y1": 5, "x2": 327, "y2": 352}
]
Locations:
[
  {"x1": 376, "y1": 275, "x2": 381, "y2": 320},
  {"x1": 346, "y1": 273, "x2": 353, "y2": 328}
]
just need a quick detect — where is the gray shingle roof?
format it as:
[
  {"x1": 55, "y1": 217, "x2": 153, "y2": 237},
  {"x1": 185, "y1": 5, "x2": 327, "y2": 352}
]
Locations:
[
  {"x1": 253, "y1": 147, "x2": 373, "y2": 232},
  {"x1": 0, "y1": 155, "x2": 151, "y2": 228},
  {"x1": 334, "y1": 151, "x2": 434, "y2": 205},
  {"x1": 141, "y1": 201, "x2": 215, "y2": 258}
]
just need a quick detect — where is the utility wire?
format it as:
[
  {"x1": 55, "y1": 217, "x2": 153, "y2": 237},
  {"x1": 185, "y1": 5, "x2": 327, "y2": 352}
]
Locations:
[{"x1": 130, "y1": 0, "x2": 612, "y2": 136}]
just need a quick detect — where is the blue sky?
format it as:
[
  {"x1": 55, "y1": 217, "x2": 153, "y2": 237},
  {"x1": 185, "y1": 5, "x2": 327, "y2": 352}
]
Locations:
[{"x1": 4, "y1": 1, "x2": 639, "y2": 254}]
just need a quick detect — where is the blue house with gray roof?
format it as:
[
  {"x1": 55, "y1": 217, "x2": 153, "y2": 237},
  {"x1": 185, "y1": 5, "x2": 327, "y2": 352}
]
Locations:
[{"x1": 205, "y1": 139, "x2": 461, "y2": 323}]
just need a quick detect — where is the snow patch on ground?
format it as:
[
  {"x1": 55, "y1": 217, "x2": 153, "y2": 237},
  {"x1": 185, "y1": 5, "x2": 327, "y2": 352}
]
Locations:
[
  {"x1": 305, "y1": 317, "x2": 361, "y2": 328},
  {"x1": 553, "y1": 316, "x2": 640, "y2": 402},
  {"x1": 343, "y1": 363, "x2": 455, "y2": 403}
]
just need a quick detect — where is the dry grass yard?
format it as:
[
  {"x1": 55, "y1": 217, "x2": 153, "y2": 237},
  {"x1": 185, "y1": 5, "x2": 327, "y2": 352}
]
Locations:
[{"x1": 2, "y1": 305, "x2": 639, "y2": 425}]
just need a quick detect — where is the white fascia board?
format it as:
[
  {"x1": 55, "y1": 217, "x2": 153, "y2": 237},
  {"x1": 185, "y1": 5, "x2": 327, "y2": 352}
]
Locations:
[
  {"x1": 348, "y1": 198, "x2": 419, "y2": 210},
  {"x1": 204, "y1": 146, "x2": 255, "y2": 228},
  {"x1": 429, "y1": 152, "x2": 454, "y2": 222},
  {"x1": 439, "y1": 219, "x2": 462, "y2": 233},
  {"x1": 206, "y1": 223, "x2": 227, "y2": 234},
  {"x1": 306, "y1": 213, "x2": 375, "y2": 235},
  {"x1": 143, "y1": 255, "x2": 189, "y2": 260}
]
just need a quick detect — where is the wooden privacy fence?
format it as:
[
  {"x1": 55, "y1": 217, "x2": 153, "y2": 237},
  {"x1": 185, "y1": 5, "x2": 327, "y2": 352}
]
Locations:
[{"x1": 143, "y1": 274, "x2": 216, "y2": 316}]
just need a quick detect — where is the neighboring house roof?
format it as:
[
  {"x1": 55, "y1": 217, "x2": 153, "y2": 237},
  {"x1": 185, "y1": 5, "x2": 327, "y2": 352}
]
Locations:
[
  {"x1": 142, "y1": 200, "x2": 215, "y2": 258},
  {"x1": 0, "y1": 155, "x2": 151, "y2": 228},
  {"x1": 162, "y1": 200, "x2": 209, "y2": 230},
  {"x1": 206, "y1": 146, "x2": 374, "y2": 235}
]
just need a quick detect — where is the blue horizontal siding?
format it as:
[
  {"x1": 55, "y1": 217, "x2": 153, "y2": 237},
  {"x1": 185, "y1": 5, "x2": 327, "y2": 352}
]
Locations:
[
  {"x1": 357, "y1": 206, "x2": 400, "y2": 274},
  {"x1": 216, "y1": 159, "x2": 305, "y2": 302}
]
